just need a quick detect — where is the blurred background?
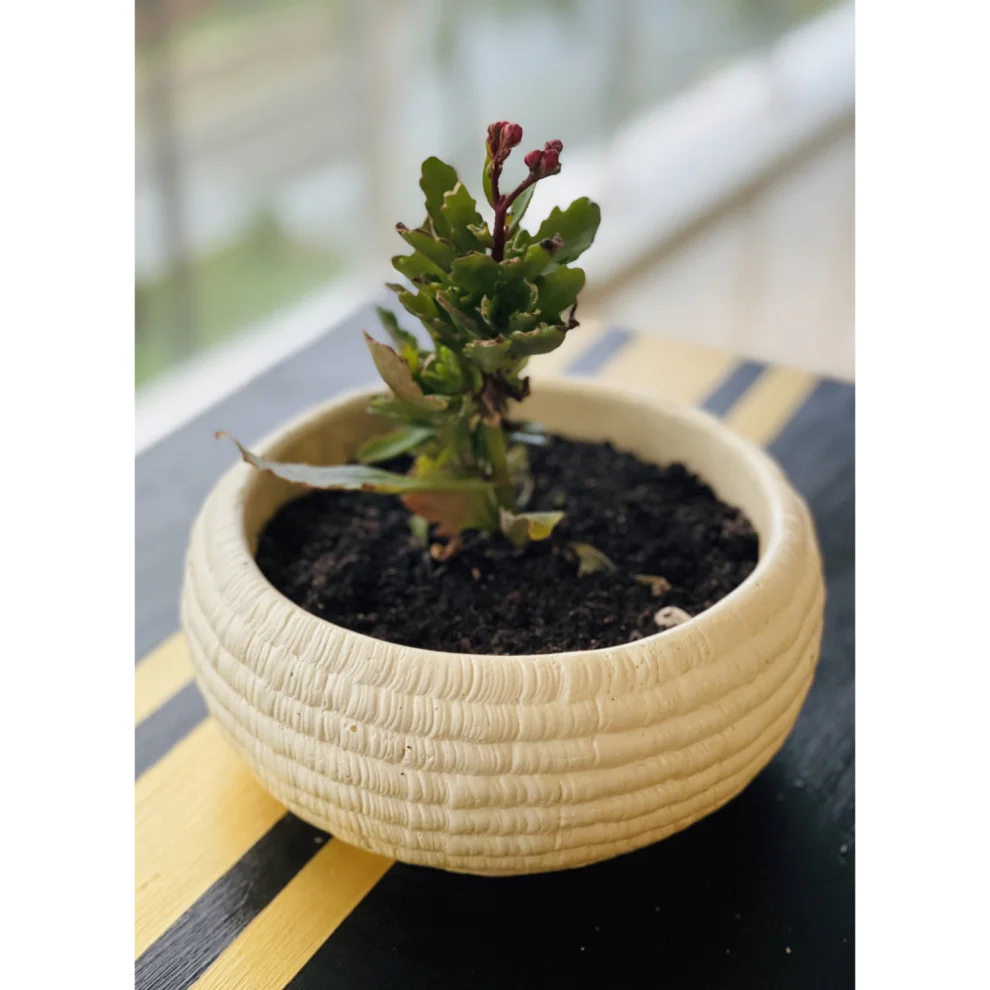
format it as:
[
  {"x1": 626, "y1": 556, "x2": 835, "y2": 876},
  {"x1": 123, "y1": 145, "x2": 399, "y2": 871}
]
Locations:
[{"x1": 135, "y1": 0, "x2": 853, "y2": 448}]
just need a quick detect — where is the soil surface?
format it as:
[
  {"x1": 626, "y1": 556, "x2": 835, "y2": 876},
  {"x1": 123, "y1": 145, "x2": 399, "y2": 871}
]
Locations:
[{"x1": 255, "y1": 436, "x2": 759, "y2": 654}]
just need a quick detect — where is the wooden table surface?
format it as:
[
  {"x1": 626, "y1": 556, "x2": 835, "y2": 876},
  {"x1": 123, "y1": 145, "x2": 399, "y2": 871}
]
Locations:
[{"x1": 136, "y1": 309, "x2": 855, "y2": 989}]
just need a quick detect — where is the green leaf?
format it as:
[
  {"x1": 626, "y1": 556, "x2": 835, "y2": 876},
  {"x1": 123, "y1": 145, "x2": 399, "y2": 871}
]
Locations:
[
  {"x1": 508, "y1": 183, "x2": 536, "y2": 232},
  {"x1": 533, "y1": 197, "x2": 601, "y2": 264},
  {"x1": 508, "y1": 324, "x2": 565, "y2": 357},
  {"x1": 396, "y1": 224, "x2": 456, "y2": 271},
  {"x1": 450, "y1": 253, "x2": 500, "y2": 299},
  {"x1": 507, "y1": 311, "x2": 541, "y2": 334},
  {"x1": 516, "y1": 278, "x2": 540, "y2": 310},
  {"x1": 422, "y1": 316, "x2": 462, "y2": 351},
  {"x1": 482, "y1": 155, "x2": 494, "y2": 208},
  {"x1": 507, "y1": 226, "x2": 532, "y2": 255},
  {"x1": 357, "y1": 424, "x2": 434, "y2": 464},
  {"x1": 490, "y1": 275, "x2": 539, "y2": 332},
  {"x1": 518, "y1": 243, "x2": 553, "y2": 280},
  {"x1": 217, "y1": 433, "x2": 491, "y2": 493},
  {"x1": 363, "y1": 332, "x2": 447, "y2": 411},
  {"x1": 536, "y1": 265, "x2": 585, "y2": 321},
  {"x1": 418, "y1": 346, "x2": 466, "y2": 394},
  {"x1": 436, "y1": 291, "x2": 484, "y2": 338},
  {"x1": 465, "y1": 362, "x2": 484, "y2": 393},
  {"x1": 376, "y1": 306, "x2": 418, "y2": 353},
  {"x1": 467, "y1": 222, "x2": 493, "y2": 249},
  {"x1": 369, "y1": 393, "x2": 448, "y2": 425},
  {"x1": 392, "y1": 252, "x2": 447, "y2": 281},
  {"x1": 571, "y1": 542, "x2": 616, "y2": 577},
  {"x1": 463, "y1": 337, "x2": 511, "y2": 373},
  {"x1": 397, "y1": 290, "x2": 438, "y2": 322},
  {"x1": 499, "y1": 509, "x2": 565, "y2": 548},
  {"x1": 409, "y1": 277, "x2": 446, "y2": 300},
  {"x1": 408, "y1": 514, "x2": 430, "y2": 546},
  {"x1": 441, "y1": 183, "x2": 484, "y2": 252},
  {"x1": 420, "y1": 156, "x2": 459, "y2": 240}
]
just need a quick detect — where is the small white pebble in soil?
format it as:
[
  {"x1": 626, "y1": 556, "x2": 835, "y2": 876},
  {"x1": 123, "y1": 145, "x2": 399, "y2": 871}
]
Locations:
[
  {"x1": 785, "y1": 947, "x2": 792, "y2": 954},
  {"x1": 654, "y1": 606, "x2": 691, "y2": 629}
]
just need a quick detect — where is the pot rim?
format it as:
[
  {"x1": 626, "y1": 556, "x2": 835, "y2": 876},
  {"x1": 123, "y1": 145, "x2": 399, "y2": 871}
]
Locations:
[{"x1": 205, "y1": 376, "x2": 800, "y2": 665}]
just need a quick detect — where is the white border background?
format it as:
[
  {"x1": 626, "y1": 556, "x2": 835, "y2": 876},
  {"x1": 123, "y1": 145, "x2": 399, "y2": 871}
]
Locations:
[
  {"x1": 855, "y1": 0, "x2": 989, "y2": 984},
  {"x1": 3, "y1": 0, "x2": 990, "y2": 984},
  {"x1": 3, "y1": 2, "x2": 134, "y2": 984}
]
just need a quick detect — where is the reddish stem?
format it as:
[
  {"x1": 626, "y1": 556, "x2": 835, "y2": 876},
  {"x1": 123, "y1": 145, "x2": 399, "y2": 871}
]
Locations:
[
  {"x1": 491, "y1": 171, "x2": 539, "y2": 262},
  {"x1": 490, "y1": 160, "x2": 505, "y2": 261},
  {"x1": 491, "y1": 213, "x2": 507, "y2": 261}
]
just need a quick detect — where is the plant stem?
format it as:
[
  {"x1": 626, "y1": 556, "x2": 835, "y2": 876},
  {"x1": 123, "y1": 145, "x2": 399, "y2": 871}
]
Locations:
[
  {"x1": 492, "y1": 207, "x2": 505, "y2": 261},
  {"x1": 503, "y1": 172, "x2": 539, "y2": 212},
  {"x1": 481, "y1": 423, "x2": 516, "y2": 510},
  {"x1": 492, "y1": 211, "x2": 507, "y2": 261},
  {"x1": 491, "y1": 171, "x2": 540, "y2": 262},
  {"x1": 490, "y1": 161, "x2": 506, "y2": 261}
]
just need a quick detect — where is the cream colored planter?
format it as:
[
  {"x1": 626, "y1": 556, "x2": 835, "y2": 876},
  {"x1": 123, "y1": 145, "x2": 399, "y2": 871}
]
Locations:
[{"x1": 181, "y1": 379, "x2": 825, "y2": 876}]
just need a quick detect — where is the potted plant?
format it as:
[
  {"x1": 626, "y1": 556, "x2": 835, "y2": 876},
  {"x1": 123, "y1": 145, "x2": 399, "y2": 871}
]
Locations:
[{"x1": 181, "y1": 122, "x2": 825, "y2": 876}]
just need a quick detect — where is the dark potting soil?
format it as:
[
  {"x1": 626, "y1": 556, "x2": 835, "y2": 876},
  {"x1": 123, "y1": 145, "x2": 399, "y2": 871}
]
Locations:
[{"x1": 255, "y1": 436, "x2": 759, "y2": 655}]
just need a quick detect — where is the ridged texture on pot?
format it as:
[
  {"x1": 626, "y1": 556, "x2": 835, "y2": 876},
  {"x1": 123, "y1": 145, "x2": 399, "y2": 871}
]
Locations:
[{"x1": 181, "y1": 379, "x2": 825, "y2": 876}]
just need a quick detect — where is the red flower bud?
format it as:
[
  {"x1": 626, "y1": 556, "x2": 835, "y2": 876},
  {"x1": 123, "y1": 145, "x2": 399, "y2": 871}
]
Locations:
[
  {"x1": 487, "y1": 121, "x2": 523, "y2": 163},
  {"x1": 502, "y1": 122, "x2": 523, "y2": 150},
  {"x1": 524, "y1": 140, "x2": 563, "y2": 177},
  {"x1": 487, "y1": 121, "x2": 508, "y2": 150}
]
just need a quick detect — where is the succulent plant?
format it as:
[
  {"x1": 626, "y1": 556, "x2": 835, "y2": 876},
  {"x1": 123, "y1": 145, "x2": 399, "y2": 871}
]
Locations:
[{"x1": 222, "y1": 121, "x2": 600, "y2": 557}]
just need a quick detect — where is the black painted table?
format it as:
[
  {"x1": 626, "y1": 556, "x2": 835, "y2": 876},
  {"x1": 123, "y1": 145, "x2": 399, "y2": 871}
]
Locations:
[{"x1": 136, "y1": 309, "x2": 854, "y2": 989}]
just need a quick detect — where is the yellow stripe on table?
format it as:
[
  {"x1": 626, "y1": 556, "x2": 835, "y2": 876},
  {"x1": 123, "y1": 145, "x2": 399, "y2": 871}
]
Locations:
[
  {"x1": 596, "y1": 333, "x2": 738, "y2": 405},
  {"x1": 135, "y1": 632, "x2": 194, "y2": 724},
  {"x1": 723, "y1": 366, "x2": 818, "y2": 446},
  {"x1": 191, "y1": 841, "x2": 393, "y2": 990},
  {"x1": 135, "y1": 719, "x2": 287, "y2": 957}
]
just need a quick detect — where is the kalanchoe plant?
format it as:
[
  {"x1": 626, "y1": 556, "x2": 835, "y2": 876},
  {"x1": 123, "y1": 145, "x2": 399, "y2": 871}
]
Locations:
[{"x1": 222, "y1": 121, "x2": 600, "y2": 558}]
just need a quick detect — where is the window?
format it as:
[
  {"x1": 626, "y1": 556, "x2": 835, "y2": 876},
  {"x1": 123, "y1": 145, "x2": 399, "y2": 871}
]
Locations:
[{"x1": 136, "y1": 0, "x2": 848, "y2": 428}]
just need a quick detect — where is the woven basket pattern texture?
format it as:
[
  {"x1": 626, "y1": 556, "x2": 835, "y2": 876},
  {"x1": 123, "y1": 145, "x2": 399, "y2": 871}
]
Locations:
[{"x1": 181, "y1": 381, "x2": 825, "y2": 875}]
